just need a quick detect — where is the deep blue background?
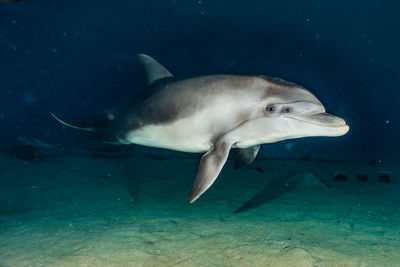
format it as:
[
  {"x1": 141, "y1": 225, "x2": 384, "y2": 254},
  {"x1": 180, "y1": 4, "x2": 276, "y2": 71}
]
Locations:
[{"x1": 0, "y1": 0, "x2": 399, "y2": 159}]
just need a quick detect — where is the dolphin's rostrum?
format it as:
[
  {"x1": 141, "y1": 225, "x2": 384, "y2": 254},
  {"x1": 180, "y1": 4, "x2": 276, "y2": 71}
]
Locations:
[{"x1": 52, "y1": 54, "x2": 349, "y2": 203}]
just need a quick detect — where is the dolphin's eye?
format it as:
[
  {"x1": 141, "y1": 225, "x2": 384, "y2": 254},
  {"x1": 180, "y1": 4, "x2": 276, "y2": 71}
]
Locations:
[{"x1": 266, "y1": 104, "x2": 276, "y2": 113}]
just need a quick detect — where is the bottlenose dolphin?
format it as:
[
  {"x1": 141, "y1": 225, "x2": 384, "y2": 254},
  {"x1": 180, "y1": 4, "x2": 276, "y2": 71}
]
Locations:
[{"x1": 52, "y1": 54, "x2": 349, "y2": 203}]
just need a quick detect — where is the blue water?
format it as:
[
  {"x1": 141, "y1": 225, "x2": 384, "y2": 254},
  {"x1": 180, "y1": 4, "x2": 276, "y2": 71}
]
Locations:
[
  {"x1": 1, "y1": 1, "x2": 399, "y2": 266},
  {"x1": 1, "y1": 0, "x2": 399, "y2": 158}
]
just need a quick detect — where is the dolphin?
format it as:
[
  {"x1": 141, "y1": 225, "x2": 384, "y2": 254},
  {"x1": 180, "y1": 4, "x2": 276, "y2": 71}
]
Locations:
[{"x1": 51, "y1": 54, "x2": 349, "y2": 203}]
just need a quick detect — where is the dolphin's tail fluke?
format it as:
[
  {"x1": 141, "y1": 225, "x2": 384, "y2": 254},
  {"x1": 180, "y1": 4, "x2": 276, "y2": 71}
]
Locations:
[{"x1": 50, "y1": 113, "x2": 94, "y2": 131}]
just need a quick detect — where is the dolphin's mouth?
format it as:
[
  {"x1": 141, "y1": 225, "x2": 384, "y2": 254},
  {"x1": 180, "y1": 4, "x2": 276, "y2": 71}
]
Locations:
[{"x1": 287, "y1": 113, "x2": 348, "y2": 128}]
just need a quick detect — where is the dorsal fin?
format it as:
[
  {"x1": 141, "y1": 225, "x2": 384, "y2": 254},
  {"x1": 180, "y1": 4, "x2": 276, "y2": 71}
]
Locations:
[{"x1": 137, "y1": 54, "x2": 173, "y2": 86}]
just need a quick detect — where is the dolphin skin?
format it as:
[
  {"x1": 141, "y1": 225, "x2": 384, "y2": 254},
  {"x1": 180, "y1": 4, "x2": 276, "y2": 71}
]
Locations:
[{"x1": 52, "y1": 54, "x2": 349, "y2": 203}]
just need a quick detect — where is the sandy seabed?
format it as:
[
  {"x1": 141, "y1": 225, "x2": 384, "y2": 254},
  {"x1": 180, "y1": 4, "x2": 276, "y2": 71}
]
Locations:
[{"x1": 0, "y1": 153, "x2": 399, "y2": 266}]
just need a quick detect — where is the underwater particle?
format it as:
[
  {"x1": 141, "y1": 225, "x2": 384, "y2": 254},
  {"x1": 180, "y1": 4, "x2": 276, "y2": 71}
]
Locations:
[
  {"x1": 333, "y1": 172, "x2": 347, "y2": 182},
  {"x1": 378, "y1": 173, "x2": 391, "y2": 184},
  {"x1": 367, "y1": 159, "x2": 382, "y2": 166},
  {"x1": 23, "y1": 91, "x2": 36, "y2": 104},
  {"x1": 356, "y1": 173, "x2": 368, "y2": 182},
  {"x1": 284, "y1": 142, "x2": 294, "y2": 151},
  {"x1": 107, "y1": 113, "x2": 114, "y2": 120}
]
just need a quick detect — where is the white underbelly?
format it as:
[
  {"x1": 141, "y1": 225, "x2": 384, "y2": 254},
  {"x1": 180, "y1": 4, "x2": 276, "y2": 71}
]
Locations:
[
  {"x1": 126, "y1": 115, "x2": 215, "y2": 153},
  {"x1": 125, "y1": 98, "x2": 248, "y2": 152}
]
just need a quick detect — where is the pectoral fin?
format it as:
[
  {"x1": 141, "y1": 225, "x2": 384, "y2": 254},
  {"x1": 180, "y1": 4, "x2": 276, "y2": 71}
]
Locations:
[
  {"x1": 188, "y1": 141, "x2": 232, "y2": 203},
  {"x1": 233, "y1": 145, "x2": 260, "y2": 169}
]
